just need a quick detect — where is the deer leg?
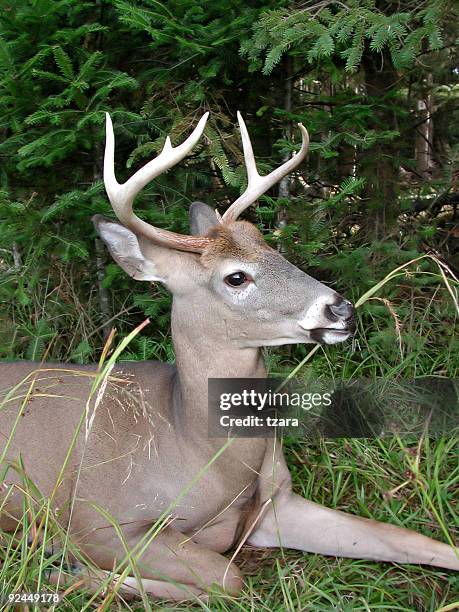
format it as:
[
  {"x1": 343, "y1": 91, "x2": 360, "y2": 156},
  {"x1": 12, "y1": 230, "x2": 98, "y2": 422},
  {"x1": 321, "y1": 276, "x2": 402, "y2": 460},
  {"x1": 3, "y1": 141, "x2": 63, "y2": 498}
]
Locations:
[
  {"x1": 47, "y1": 566, "x2": 207, "y2": 601},
  {"x1": 248, "y1": 491, "x2": 459, "y2": 570},
  {"x1": 72, "y1": 524, "x2": 243, "y2": 601}
]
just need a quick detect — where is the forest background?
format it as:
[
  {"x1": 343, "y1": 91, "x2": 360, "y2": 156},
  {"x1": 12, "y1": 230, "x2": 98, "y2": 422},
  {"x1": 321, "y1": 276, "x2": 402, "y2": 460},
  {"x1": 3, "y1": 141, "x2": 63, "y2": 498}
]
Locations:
[{"x1": 0, "y1": 1, "x2": 458, "y2": 609}]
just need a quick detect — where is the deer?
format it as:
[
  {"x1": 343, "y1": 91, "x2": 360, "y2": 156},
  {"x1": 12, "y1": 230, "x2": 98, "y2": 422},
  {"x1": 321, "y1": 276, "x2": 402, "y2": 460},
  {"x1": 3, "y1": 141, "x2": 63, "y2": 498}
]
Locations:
[{"x1": 0, "y1": 111, "x2": 458, "y2": 602}]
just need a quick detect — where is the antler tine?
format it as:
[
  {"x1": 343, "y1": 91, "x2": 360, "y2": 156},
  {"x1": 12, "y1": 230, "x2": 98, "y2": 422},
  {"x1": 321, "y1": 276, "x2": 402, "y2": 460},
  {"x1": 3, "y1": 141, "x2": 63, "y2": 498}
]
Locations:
[
  {"x1": 221, "y1": 112, "x2": 310, "y2": 224},
  {"x1": 104, "y1": 112, "x2": 212, "y2": 253}
]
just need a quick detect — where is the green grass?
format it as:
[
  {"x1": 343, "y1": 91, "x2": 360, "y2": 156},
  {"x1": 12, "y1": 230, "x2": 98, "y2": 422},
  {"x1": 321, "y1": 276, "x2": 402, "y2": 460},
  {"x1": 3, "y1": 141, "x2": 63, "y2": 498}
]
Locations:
[
  {"x1": 1, "y1": 435, "x2": 457, "y2": 610},
  {"x1": 0, "y1": 258, "x2": 458, "y2": 610}
]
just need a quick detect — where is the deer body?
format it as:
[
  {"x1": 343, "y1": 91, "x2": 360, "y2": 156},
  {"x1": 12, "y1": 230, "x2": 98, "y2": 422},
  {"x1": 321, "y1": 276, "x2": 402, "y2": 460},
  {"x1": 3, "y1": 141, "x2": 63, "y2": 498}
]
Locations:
[
  {"x1": 0, "y1": 360, "x2": 265, "y2": 542},
  {"x1": 1, "y1": 113, "x2": 458, "y2": 601}
]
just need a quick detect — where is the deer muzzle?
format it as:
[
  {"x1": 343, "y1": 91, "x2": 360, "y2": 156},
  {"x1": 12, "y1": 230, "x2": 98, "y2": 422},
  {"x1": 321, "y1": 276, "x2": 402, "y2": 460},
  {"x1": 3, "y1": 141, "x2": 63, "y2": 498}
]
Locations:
[{"x1": 298, "y1": 295, "x2": 356, "y2": 345}]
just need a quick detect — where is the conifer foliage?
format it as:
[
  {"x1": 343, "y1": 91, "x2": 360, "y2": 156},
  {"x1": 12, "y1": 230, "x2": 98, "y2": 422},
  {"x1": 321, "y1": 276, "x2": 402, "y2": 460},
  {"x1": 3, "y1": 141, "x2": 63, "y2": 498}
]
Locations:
[{"x1": 0, "y1": 0, "x2": 458, "y2": 368}]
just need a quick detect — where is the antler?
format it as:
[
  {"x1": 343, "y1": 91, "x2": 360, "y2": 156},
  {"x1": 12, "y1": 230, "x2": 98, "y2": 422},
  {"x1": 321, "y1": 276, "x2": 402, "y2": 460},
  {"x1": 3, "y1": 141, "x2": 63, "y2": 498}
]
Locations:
[
  {"x1": 221, "y1": 112, "x2": 309, "y2": 224},
  {"x1": 104, "y1": 112, "x2": 212, "y2": 253}
]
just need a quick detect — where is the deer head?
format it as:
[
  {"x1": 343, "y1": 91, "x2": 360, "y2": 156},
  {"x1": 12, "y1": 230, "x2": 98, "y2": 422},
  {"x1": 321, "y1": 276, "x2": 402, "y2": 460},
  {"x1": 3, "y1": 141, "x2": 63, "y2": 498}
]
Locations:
[{"x1": 94, "y1": 113, "x2": 355, "y2": 348}]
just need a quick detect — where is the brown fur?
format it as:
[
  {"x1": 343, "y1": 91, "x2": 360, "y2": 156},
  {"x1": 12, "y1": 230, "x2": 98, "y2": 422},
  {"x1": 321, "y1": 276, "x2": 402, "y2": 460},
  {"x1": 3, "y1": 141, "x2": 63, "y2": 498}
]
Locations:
[{"x1": 201, "y1": 221, "x2": 271, "y2": 266}]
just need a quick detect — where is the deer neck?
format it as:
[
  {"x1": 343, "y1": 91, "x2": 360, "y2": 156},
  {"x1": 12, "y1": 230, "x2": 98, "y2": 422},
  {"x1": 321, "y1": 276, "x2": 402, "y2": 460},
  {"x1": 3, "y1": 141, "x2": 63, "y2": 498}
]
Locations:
[{"x1": 170, "y1": 297, "x2": 266, "y2": 425}]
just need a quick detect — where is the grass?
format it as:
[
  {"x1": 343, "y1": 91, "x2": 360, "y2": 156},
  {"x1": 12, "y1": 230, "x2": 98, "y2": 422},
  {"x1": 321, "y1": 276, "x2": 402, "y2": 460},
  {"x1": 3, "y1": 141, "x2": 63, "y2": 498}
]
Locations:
[
  {"x1": 0, "y1": 258, "x2": 458, "y2": 610},
  {"x1": 1, "y1": 435, "x2": 457, "y2": 610}
]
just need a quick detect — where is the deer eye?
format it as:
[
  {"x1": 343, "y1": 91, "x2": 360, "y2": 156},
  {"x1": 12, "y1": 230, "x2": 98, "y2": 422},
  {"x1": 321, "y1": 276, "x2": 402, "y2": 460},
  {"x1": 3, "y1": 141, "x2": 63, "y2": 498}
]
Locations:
[{"x1": 224, "y1": 271, "x2": 250, "y2": 287}]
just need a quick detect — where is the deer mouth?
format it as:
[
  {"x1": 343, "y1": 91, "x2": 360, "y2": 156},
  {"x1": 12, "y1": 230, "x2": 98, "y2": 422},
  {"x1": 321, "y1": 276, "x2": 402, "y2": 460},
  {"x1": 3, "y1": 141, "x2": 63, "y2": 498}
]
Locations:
[{"x1": 308, "y1": 327, "x2": 354, "y2": 345}]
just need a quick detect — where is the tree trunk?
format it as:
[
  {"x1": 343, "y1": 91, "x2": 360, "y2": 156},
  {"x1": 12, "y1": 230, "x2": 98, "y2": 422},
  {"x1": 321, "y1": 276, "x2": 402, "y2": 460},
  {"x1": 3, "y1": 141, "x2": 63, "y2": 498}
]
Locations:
[
  {"x1": 415, "y1": 73, "x2": 434, "y2": 176},
  {"x1": 359, "y1": 48, "x2": 400, "y2": 241},
  {"x1": 93, "y1": 142, "x2": 111, "y2": 341}
]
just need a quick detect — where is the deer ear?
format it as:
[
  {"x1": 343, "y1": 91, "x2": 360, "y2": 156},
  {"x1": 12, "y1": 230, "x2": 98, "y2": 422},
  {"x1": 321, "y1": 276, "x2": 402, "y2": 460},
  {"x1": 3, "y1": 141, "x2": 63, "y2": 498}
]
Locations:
[
  {"x1": 93, "y1": 215, "x2": 164, "y2": 282},
  {"x1": 189, "y1": 202, "x2": 219, "y2": 236}
]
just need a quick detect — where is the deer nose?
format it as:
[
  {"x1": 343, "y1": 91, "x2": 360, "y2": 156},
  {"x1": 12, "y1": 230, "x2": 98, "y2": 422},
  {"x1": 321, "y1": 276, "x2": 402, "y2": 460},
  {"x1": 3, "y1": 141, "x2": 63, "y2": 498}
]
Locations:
[{"x1": 327, "y1": 299, "x2": 355, "y2": 321}]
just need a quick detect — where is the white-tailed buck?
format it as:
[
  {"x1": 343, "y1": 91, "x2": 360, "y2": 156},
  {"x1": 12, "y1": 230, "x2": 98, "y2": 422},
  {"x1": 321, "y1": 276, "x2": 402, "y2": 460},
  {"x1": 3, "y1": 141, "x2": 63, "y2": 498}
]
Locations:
[{"x1": 0, "y1": 112, "x2": 458, "y2": 601}]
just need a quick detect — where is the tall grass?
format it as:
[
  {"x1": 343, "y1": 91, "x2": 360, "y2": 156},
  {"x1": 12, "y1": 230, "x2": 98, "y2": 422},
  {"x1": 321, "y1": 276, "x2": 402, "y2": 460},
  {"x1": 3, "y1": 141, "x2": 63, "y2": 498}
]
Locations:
[{"x1": 0, "y1": 258, "x2": 458, "y2": 610}]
